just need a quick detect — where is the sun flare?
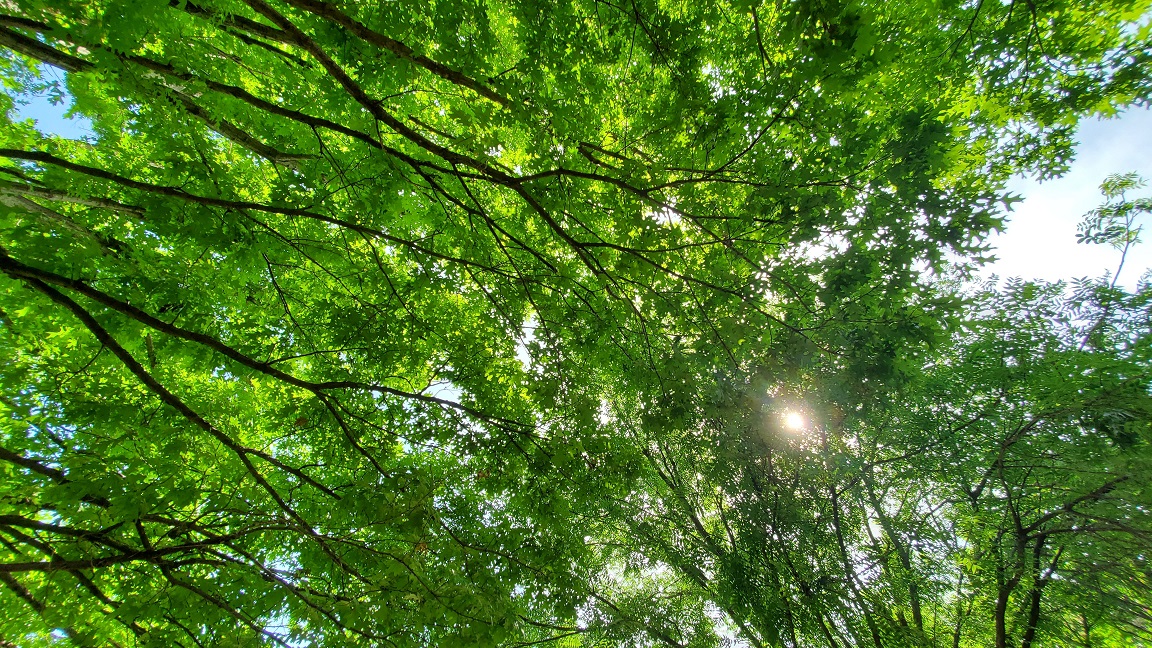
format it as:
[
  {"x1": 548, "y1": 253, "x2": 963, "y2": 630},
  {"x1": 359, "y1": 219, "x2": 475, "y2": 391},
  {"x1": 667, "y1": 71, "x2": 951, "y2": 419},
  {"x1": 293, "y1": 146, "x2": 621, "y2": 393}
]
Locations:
[{"x1": 782, "y1": 411, "x2": 806, "y2": 431}]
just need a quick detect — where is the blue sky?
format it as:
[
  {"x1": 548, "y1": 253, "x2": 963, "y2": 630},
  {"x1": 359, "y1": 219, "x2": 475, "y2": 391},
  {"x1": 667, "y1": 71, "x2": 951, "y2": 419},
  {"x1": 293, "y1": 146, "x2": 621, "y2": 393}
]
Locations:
[
  {"x1": 984, "y1": 108, "x2": 1152, "y2": 291},
  {"x1": 9, "y1": 65, "x2": 94, "y2": 140},
  {"x1": 11, "y1": 79, "x2": 1151, "y2": 290}
]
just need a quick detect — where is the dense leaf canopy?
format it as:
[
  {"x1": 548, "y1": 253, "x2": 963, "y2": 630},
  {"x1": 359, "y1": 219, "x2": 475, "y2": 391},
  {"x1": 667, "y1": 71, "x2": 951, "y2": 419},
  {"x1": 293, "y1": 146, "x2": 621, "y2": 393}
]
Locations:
[{"x1": 0, "y1": 0, "x2": 1150, "y2": 645}]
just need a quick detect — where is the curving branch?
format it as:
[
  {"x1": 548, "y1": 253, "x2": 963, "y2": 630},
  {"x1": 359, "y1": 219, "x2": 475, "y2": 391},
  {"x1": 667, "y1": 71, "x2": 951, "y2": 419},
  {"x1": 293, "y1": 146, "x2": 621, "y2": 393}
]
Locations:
[{"x1": 278, "y1": 0, "x2": 512, "y2": 106}]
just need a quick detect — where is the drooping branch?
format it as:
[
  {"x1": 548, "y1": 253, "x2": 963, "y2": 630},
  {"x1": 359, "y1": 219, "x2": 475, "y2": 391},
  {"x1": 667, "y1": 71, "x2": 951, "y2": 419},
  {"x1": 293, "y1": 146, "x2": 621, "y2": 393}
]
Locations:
[
  {"x1": 0, "y1": 25, "x2": 313, "y2": 166},
  {"x1": 0, "y1": 248, "x2": 536, "y2": 435},
  {"x1": 0, "y1": 179, "x2": 145, "y2": 216},
  {"x1": 278, "y1": 0, "x2": 512, "y2": 107},
  {"x1": 0, "y1": 149, "x2": 511, "y2": 277},
  {"x1": 0, "y1": 24, "x2": 90, "y2": 72},
  {"x1": 241, "y1": 0, "x2": 512, "y2": 179},
  {"x1": 0, "y1": 192, "x2": 126, "y2": 253},
  {"x1": 173, "y1": 0, "x2": 295, "y2": 46},
  {"x1": 2, "y1": 271, "x2": 341, "y2": 509},
  {"x1": 0, "y1": 572, "x2": 89, "y2": 646}
]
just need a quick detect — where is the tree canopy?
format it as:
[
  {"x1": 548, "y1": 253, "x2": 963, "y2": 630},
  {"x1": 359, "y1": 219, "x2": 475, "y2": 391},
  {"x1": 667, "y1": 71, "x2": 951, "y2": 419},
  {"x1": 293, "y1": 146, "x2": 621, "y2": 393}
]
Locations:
[{"x1": 0, "y1": 0, "x2": 1150, "y2": 645}]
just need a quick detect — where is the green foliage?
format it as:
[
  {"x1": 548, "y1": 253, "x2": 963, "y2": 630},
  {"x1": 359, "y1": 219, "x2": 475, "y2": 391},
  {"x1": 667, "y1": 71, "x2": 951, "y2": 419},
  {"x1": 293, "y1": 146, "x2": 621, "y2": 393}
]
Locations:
[
  {"x1": 0, "y1": 0, "x2": 1149, "y2": 645},
  {"x1": 1078, "y1": 172, "x2": 1150, "y2": 248}
]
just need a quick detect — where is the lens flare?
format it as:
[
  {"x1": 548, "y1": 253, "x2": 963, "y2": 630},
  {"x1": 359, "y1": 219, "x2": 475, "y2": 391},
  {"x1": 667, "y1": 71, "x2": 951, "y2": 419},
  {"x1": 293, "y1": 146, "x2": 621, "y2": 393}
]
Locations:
[{"x1": 782, "y1": 411, "x2": 806, "y2": 431}]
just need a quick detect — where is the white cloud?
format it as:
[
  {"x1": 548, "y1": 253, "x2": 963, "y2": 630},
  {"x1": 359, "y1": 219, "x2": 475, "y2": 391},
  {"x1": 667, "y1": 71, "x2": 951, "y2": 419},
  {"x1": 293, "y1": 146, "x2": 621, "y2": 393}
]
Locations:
[{"x1": 983, "y1": 108, "x2": 1152, "y2": 290}]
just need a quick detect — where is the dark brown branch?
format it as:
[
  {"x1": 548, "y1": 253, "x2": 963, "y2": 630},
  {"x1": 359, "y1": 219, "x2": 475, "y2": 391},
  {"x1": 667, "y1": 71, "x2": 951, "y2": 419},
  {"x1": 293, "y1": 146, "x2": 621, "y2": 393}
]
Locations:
[
  {"x1": 240, "y1": 0, "x2": 512, "y2": 179},
  {"x1": 158, "y1": 567, "x2": 295, "y2": 648},
  {"x1": 0, "y1": 249, "x2": 533, "y2": 434},
  {"x1": 167, "y1": 90, "x2": 314, "y2": 167},
  {"x1": 1021, "y1": 476, "x2": 1129, "y2": 536},
  {"x1": 278, "y1": 0, "x2": 511, "y2": 106},
  {"x1": 174, "y1": 0, "x2": 295, "y2": 45},
  {"x1": 3, "y1": 273, "x2": 341, "y2": 513},
  {"x1": 0, "y1": 179, "x2": 145, "y2": 216},
  {"x1": 0, "y1": 21, "x2": 312, "y2": 166},
  {"x1": 0, "y1": 191, "x2": 126, "y2": 253},
  {"x1": 0, "y1": 25, "x2": 91, "y2": 73},
  {"x1": 0, "y1": 539, "x2": 229, "y2": 573}
]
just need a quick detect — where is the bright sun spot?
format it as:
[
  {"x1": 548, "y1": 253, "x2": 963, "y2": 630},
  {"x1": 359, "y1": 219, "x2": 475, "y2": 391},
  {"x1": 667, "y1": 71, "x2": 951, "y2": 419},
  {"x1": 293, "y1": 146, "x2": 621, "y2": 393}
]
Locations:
[{"x1": 782, "y1": 411, "x2": 806, "y2": 431}]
